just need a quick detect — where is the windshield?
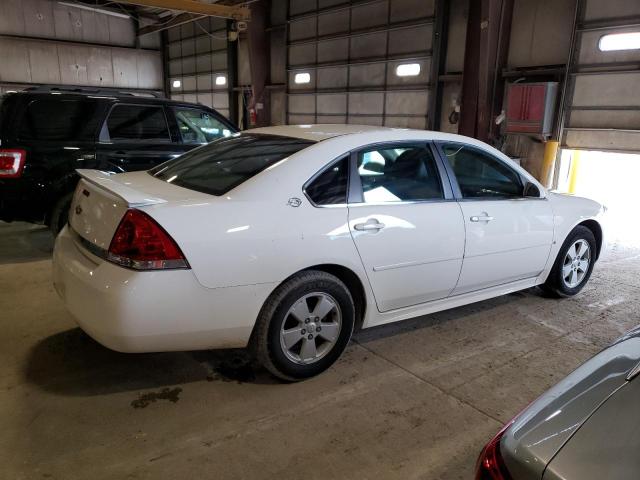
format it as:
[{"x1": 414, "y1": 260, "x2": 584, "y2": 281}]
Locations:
[
  {"x1": 150, "y1": 134, "x2": 315, "y2": 196},
  {"x1": 173, "y1": 107, "x2": 234, "y2": 143}
]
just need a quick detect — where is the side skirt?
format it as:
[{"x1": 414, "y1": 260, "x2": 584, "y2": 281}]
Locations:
[{"x1": 362, "y1": 277, "x2": 540, "y2": 329}]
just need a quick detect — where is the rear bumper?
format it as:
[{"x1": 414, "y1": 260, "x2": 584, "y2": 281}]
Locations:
[{"x1": 52, "y1": 226, "x2": 275, "y2": 352}]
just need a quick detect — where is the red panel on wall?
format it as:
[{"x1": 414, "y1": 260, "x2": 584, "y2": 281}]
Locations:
[{"x1": 505, "y1": 82, "x2": 557, "y2": 136}]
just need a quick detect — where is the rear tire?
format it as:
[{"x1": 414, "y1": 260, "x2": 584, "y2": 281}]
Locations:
[
  {"x1": 252, "y1": 270, "x2": 355, "y2": 381},
  {"x1": 50, "y1": 193, "x2": 73, "y2": 236},
  {"x1": 542, "y1": 225, "x2": 597, "y2": 297}
]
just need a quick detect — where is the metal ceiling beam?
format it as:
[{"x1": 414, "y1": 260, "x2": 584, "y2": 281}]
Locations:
[
  {"x1": 138, "y1": 12, "x2": 206, "y2": 36},
  {"x1": 115, "y1": 0, "x2": 250, "y2": 21}
]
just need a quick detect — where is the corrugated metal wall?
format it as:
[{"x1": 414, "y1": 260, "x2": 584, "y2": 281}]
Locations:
[
  {"x1": 0, "y1": 0, "x2": 163, "y2": 94},
  {"x1": 167, "y1": 17, "x2": 231, "y2": 119},
  {"x1": 563, "y1": 0, "x2": 640, "y2": 151},
  {"x1": 286, "y1": 0, "x2": 435, "y2": 128}
]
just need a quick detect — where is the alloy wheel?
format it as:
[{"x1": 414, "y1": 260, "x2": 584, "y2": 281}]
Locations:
[
  {"x1": 279, "y1": 292, "x2": 342, "y2": 365},
  {"x1": 562, "y1": 239, "x2": 591, "y2": 288}
]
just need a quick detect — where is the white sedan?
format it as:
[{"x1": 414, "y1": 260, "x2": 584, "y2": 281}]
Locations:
[{"x1": 53, "y1": 125, "x2": 605, "y2": 380}]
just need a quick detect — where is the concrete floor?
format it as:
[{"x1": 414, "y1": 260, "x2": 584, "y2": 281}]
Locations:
[{"x1": 2, "y1": 221, "x2": 639, "y2": 480}]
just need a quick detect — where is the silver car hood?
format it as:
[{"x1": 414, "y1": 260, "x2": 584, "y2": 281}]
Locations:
[{"x1": 501, "y1": 329, "x2": 640, "y2": 479}]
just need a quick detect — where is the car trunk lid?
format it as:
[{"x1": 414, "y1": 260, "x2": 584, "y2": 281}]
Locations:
[{"x1": 69, "y1": 169, "x2": 209, "y2": 251}]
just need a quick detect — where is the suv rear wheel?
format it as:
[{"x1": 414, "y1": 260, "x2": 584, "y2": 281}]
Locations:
[{"x1": 50, "y1": 193, "x2": 73, "y2": 236}]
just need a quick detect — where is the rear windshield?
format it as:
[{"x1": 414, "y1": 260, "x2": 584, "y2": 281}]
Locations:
[{"x1": 150, "y1": 134, "x2": 315, "y2": 196}]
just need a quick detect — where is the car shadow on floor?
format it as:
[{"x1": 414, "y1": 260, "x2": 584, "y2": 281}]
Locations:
[
  {"x1": 24, "y1": 328, "x2": 278, "y2": 396},
  {"x1": 25, "y1": 289, "x2": 545, "y2": 396}
]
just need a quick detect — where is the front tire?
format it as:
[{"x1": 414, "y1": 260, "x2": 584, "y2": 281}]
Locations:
[
  {"x1": 543, "y1": 225, "x2": 597, "y2": 297},
  {"x1": 252, "y1": 270, "x2": 355, "y2": 381}
]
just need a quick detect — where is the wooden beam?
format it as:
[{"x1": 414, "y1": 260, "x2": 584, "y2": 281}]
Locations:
[
  {"x1": 138, "y1": 12, "x2": 206, "y2": 36},
  {"x1": 116, "y1": 0, "x2": 250, "y2": 21}
]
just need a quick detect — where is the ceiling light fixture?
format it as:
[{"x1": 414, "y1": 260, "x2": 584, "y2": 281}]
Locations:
[{"x1": 58, "y1": 2, "x2": 130, "y2": 20}]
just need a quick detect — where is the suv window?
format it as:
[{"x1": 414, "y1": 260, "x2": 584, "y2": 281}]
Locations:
[
  {"x1": 356, "y1": 145, "x2": 443, "y2": 202},
  {"x1": 305, "y1": 157, "x2": 349, "y2": 205},
  {"x1": 150, "y1": 134, "x2": 314, "y2": 196},
  {"x1": 105, "y1": 104, "x2": 170, "y2": 142},
  {"x1": 173, "y1": 107, "x2": 232, "y2": 144},
  {"x1": 18, "y1": 98, "x2": 100, "y2": 141},
  {"x1": 441, "y1": 143, "x2": 523, "y2": 198}
]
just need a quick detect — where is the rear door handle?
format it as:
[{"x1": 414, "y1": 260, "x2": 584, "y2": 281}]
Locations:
[
  {"x1": 353, "y1": 219, "x2": 385, "y2": 232},
  {"x1": 470, "y1": 214, "x2": 494, "y2": 222}
]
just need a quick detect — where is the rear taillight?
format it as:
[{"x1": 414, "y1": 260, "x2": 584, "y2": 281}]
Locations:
[
  {"x1": 475, "y1": 422, "x2": 513, "y2": 480},
  {"x1": 0, "y1": 149, "x2": 26, "y2": 178},
  {"x1": 107, "y1": 209, "x2": 189, "y2": 270}
]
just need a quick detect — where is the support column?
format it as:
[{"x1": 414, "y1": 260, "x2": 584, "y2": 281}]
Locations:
[
  {"x1": 246, "y1": 0, "x2": 271, "y2": 127},
  {"x1": 459, "y1": 0, "x2": 513, "y2": 142},
  {"x1": 541, "y1": 140, "x2": 559, "y2": 188}
]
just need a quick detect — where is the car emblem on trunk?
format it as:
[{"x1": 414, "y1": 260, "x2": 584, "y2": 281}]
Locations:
[
  {"x1": 75, "y1": 205, "x2": 83, "y2": 215},
  {"x1": 287, "y1": 197, "x2": 302, "y2": 207}
]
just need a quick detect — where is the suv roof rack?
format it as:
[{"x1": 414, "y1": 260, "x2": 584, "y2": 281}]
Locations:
[{"x1": 23, "y1": 85, "x2": 165, "y2": 99}]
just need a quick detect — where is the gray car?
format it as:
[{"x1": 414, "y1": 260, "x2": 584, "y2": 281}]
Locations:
[{"x1": 475, "y1": 326, "x2": 640, "y2": 479}]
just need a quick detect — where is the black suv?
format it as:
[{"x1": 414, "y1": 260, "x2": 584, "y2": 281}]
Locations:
[{"x1": 0, "y1": 86, "x2": 237, "y2": 232}]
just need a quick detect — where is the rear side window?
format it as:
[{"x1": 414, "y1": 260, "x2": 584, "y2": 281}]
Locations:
[
  {"x1": 105, "y1": 105, "x2": 170, "y2": 142},
  {"x1": 305, "y1": 157, "x2": 349, "y2": 205},
  {"x1": 18, "y1": 98, "x2": 100, "y2": 141},
  {"x1": 150, "y1": 134, "x2": 314, "y2": 196},
  {"x1": 441, "y1": 143, "x2": 523, "y2": 198},
  {"x1": 356, "y1": 145, "x2": 443, "y2": 202}
]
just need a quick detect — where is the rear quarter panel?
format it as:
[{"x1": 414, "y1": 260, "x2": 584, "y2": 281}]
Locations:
[{"x1": 142, "y1": 197, "x2": 367, "y2": 291}]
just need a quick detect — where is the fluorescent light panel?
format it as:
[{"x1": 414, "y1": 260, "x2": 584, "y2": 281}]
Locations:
[
  {"x1": 294, "y1": 72, "x2": 311, "y2": 84},
  {"x1": 215, "y1": 75, "x2": 227, "y2": 86},
  {"x1": 58, "y1": 2, "x2": 130, "y2": 19},
  {"x1": 395, "y1": 63, "x2": 421, "y2": 77},
  {"x1": 599, "y1": 32, "x2": 640, "y2": 51}
]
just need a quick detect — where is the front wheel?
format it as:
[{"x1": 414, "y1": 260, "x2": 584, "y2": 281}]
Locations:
[
  {"x1": 543, "y1": 225, "x2": 597, "y2": 297},
  {"x1": 252, "y1": 270, "x2": 355, "y2": 381}
]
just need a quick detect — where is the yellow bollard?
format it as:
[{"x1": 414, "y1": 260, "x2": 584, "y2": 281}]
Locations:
[
  {"x1": 540, "y1": 140, "x2": 559, "y2": 188},
  {"x1": 568, "y1": 150, "x2": 581, "y2": 194}
]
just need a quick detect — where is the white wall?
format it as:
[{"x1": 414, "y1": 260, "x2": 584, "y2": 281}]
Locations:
[{"x1": 0, "y1": 0, "x2": 163, "y2": 91}]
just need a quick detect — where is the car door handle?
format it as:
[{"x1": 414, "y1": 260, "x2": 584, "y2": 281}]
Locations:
[
  {"x1": 353, "y1": 220, "x2": 385, "y2": 232},
  {"x1": 470, "y1": 214, "x2": 494, "y2": 222}
]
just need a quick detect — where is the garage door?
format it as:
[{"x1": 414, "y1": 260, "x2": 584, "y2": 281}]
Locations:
[
  {"x1": 286, "y1": 0, "x2": 435, "y2": 128},
  {"x1": 563, "y1": 0, "x2": 640, "y2": 152},
  {"x1": 167, "y1": 17, "x2": 231, "y2": 118}
]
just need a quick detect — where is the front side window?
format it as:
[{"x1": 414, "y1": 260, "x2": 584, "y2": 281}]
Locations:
[
  {"x1": 150, "y1": 134, "x2": 314, "y2": 196},
  {"x1": 305, "y1": 157, "x2": 349, "y2": 205},
  {"x1": 105, "y1": 104, "x2": 170, "y2": 142},
  {"x1": 441, "y1": 143, "x2": 523, "y2": 199},
  {"x1": 173, "y1": 107, "x2": 233, "y2": 144},
  {"x1": 356, "y1": 145, "x2": 443, "y2": 203}
]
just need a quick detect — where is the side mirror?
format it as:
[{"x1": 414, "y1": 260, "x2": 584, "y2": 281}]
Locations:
[{"x1": 523, "y1": 181, "x2": 541, "y2": 198}]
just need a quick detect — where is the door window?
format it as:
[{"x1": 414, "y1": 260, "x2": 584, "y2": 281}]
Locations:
[
  {"x1": 305, "y1": 157, "x2": 349, "y2": 205},
  {"x1": 356, "y1": 145, "x2": 443, "y2": 203},
  {"x1": 105, "y1": 105, "x2": 170, "y2": 143},
  {"x1": 441, "y1": 143, "x2": 523, "y2": 198},
  {"x1": 173, "y1": 107, "x2": 232, "y2": 144}
]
